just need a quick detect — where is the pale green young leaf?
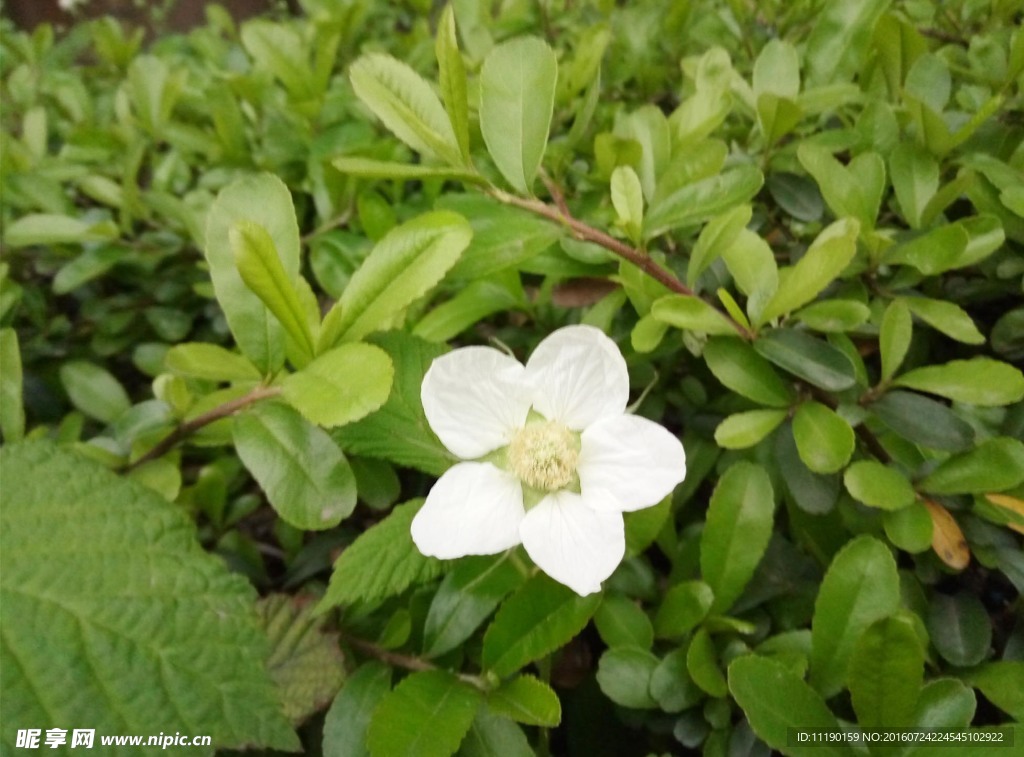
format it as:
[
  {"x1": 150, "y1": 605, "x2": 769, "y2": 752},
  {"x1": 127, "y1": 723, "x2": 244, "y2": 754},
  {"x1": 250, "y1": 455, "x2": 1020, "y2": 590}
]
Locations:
[
  {"x1": 650, "y1": 294, "x2": 739, "y2": 336},
  {"x1": 804, "y1": 0, "x2": 890, "y2": 86},
  {"x1": 281, "y1": 342, "x2": 393, "y2": 428},
  {"x1": 231, "y1": 219, "x2": 316, "y2": 361},
  {"x1": 317, "y1": 500, "x2": 444, "y2": 610},
  {"x1": 797, "y1": 144, "x2": 865, "y2": 223},
  {"x1": 205, "y1": 173, "x2": 301, "y2": 374},
  {"x1": 843, "y1": 460, "x2": 916, "y2": 510},
  {"x1": 324, "y1": 212, "x2": 472, "y2": 346},
  {"x1": 3, "y1": 213, "x2": 118, "y2": 248},
  {"x1": 757, "y1": 93, "x2": 803, "y2": 145},
  {"x1": 610, "y1": 165, "x2": 644, "y2": 242},
  {"x1": 849, "y1": 614, "x2": 924, "y2": 727},
  {"x1": 880, "y1": 299, "x2": 913, "y2": 381},
  {"x1": 894, "y1": 358, "x2": 1024, "y2": 406},
  {"x1": 794, "y1": 300, "x2": 871, "y2": 333},
  {"x1": 905, "y1": 297, "x2": 985, "y2": 345},
  {"x1": 488, "y1": 675, "x2": 561, "y2": 727},
  {"x1": 234, "y1": 401, "x2": 357, "y2": 530},
  {"x1": 792, "y1": 402, "x2": 855, "y2": 474},
  {"x1": 753, "y1": 39, "x2": 800, "y2": 99},
  {"x1": 165, "y1": 342, "x2": 262, "y2": 382},
  {"x1": 367, "y1": 670, "x2": 480, "y2": 757},
  {"x1": 810, "y1": 535, "x2": 900, "y2": 697},
  {"x1": 700, "y1": 462, "x2": 774, "y2": 613},
  {"x1": 0, "y1": 442, "x2": 299, "y2": 754},
  {"x1": 349, "y1": 53, "x2": 462, "y2": 166},
  {"x1": 479, "y1": 37, "x2": 558, "y2": 194},
  {"x1": 720, "y1": 229, "x2": 778, "y2": 321},
  {"x1": 703, "y1": 337, "x2": 795, "y2": 408},
  {"x1": 241, "y1": 20, "x2": 314, "y2": 99},
  {"x1": 757, "y1": 218, "x2": 860, "y2": 325},
  {"x1": 436, "y1": 4, "x2": 471, "y2": 164},
  {"x1": 918, "y1": 438, "x2": 1024, "y2": 495},
  {"x1": 729, "y1": 656, "x2": 846, "y2": 757},
  {"x1": 890, "y1": 143, "x2": 939, "y2": 228},
  {"x1": 413, "y1": 276, "x2": 525, "y2": 344},
  {"x1": 714, "y1": 409, "x2": 788, "y2": 450},
  {"x1": 482, "y1": 575, "x2": 601, "y2": 678},
  {"x1": 686, "y1": 204, "x2": 752, "y2": 288},
  {"x1": 653, "y1": 580, "x2": 714, "y2": 638},
  {"x1": 885, "y1": 215, "x2": 1005, "y2": 275},
  {"x1": 0, "y1": 329, "x2": 25, "y2": 442},
  {"x1": 617, "y1": 105, "x2": 671, "y2": 201},
  {"x1": 331, "y1": 157, "x2": 484, "y2": 184},
  {"x1": 59, "y1": 360, "x2": 131, "y2": 424},
  {"x1": 644, "y1": 164, "x2": 764, "y2": 239}
]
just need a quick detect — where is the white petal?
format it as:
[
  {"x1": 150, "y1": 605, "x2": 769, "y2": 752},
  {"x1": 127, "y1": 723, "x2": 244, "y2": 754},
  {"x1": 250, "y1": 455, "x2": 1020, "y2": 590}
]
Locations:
[
  {"x1": 411, "y1": 462, "x2": 525, "y2": 558},
  {"x1": 577, "y1": 414, "x2": 687, "y2": 512},
  {"x1": 524, "y1": 325, "x2": 629, "y2": 430},
  {"x1": 421, "y1": 346, "x2": 532, "y2": 459},
  {"x1": 519, "y1": 490, "x2": 625, "y2": 596}
]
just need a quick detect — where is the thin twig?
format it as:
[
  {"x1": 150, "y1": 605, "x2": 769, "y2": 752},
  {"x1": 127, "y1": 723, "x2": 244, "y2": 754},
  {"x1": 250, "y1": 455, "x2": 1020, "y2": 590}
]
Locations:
[
  {"x1": 126, "y1": 385, "x2": 282, "y2": 471},
  {"x1": 342, "y1": 633, "x2": 491, "y2": 690}
]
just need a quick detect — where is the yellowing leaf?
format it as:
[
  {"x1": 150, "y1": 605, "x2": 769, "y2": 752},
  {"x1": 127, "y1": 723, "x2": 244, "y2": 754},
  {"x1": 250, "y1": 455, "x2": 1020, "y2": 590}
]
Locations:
[{"x1": 923, "y1": 499, "x2": 970, "y2": 570}]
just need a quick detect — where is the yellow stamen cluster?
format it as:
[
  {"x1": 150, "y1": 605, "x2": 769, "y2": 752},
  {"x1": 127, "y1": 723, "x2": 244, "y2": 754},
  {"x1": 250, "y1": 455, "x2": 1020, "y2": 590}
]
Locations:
[{"x1": 507, "y1": 421, "x2": 579, "y2": 492}]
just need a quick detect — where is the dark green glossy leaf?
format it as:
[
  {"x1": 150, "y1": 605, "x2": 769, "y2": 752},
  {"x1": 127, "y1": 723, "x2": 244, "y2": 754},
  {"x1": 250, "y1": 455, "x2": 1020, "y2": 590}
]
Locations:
[
  {"x1": 703, "y1": 337, "x2": 795, "y2": 408},
  {"x1": 869, "y1": 391, "x2": 975, "y2": 452},
  {"x1": 927, "y1": 592, "x2": 992, "y2": 667},
  {"x1": 323, "y1": 663, "x2": 392, "y2": 757},
  {"x1": 596, "y1": 647, "x2": 660, "y2": 709},
  {"x1": 754, "y1": 329, "x2": 857, "y2": 392},
  {"x1": 488, "y1": 675, "x2": 561, "y2": 727}
]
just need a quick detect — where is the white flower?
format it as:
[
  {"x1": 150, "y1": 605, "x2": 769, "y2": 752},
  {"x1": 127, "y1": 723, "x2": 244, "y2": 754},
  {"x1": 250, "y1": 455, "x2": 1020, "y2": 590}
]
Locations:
[{"x1": 411, "y1": 325, "x2": 687, "y2": 596}]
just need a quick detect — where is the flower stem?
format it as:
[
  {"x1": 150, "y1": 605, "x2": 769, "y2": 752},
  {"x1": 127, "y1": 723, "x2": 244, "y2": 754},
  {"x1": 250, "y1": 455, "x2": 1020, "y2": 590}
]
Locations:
[{"x1": 125, "y1": 385, "x2": 282, "y2": 471}]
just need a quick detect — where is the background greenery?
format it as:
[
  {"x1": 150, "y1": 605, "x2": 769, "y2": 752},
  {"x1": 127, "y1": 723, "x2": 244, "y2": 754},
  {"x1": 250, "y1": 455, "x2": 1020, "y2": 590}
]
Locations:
[{"x1": 1, "y1": 0, "x2": 1022, "y2": 754}]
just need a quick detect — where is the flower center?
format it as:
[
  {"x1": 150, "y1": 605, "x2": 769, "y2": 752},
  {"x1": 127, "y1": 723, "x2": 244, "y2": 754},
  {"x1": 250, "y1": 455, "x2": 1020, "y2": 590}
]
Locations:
[{"x1": 507, "y1": 421, "x2": 579, "y2": 492}]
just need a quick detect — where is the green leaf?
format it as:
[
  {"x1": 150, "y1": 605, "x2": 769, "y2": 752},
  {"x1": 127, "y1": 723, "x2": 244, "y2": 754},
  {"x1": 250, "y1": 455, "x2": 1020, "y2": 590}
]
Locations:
[
  {"x1": 885, "y1": 216, "x2": 1005, "y2": 275},
  {"x1": 961, "y1": 662, "x2": 1024, "y2": 722},
  {"x1": 928, "y1": 592, "x2": 992, "y2": 667},
  {"x1": 324, "y1": 211, "x2": 472, "y2": 346},
  {"x1": 687, "y1": 627, "x2": 728, "y2": 698},
  {"x1": 915, "y1": 678, "x2": 976, "y2": 729},
  {"x1": 482, "y1": 575, "x2": 601, "y2": 678},
  {"x1": 792, "y1": 402, "x2": 855, "y2": 474},
  {"x1": 318, "y1": 500, "x2": 443, "y2": 610},
  {"x1": 868, "y1": 391, "x2": 975, "y2": 452},
  {"x1": 52, "y1": 245, "x2": 127, "y2": 294},
  {"x1": 596, "y1": 647, "x2": 660, "y2": 709},
  {"x1": 335, "y1": 332, "x2": 456, "y2": 476},
  {"x1": 165, "y1": 342, "x2": 263, "y2": 382},
  {"x1": 714, "y1": 408, "x2": 788, "y2": 450},
  {"x1": 753, "y1": 39, "x2": 800, "y2": 99},
  {"x1": 479, "y1": 37, "x2": 558, "y2": 194},
  {"x1": 890, "y1": 143, "x2": 938, "y2": 228},
  {"x1": 653, "y1": 580, "x2": 714, "y2": 638},
  {"x1": 323, "y1": 662, "x2": 392, "y2": 757},
  {"x1": 59, "y1": 360, "x2": 131, "y2": 424},
  {"x1": 436, "y1": 4, "x2": 470, "y2": 164},
  {"x1": 0, "y1": 329, "x2": 25, "y2": 442},
  {"x1": 241, "y1": 20, "x2": 315, "y2": 99},
  {"x1": 281, "y1": 342, "x2": 393, "y2": 428},
  {"x1": 644, "y1": 164, "x2": 764, "y2": 239},
  {"x1": 894, "y1": 358, "x2": 1024, "y2": 407},
  {"x1": 651, "y1": 294, "x2": 739, "y2": 336},
  {"x1": 366, "y1": 670, "x2": 480, "y2": 757},
  {"x1": 880, "y1": 299, "x2": 913, "y2": 381},
  {"x1": 728, "y1": 655, "x2": 848, "y2": 757},
  {"x1": 701, "y1": 462, "x2": 775, "y2": 613},
  {"x1": 793, "y1": 300, "x2": 871, "y2": 333},
  {"x1": 460, "y1": 709, "x2": 532, "y2": 757},
  {"x1": 331, "y1": 157, "x2": 483, "y2": 184},
  {"x1": 231, "y1": 218, "x2": 317, "y2": 361},
  {"x1": 804, "y1": 0, "x2": 889, "y2": 86},
  {"x1": 843, "y1": 460, "x2": 916, "y2": 510},
  {"x1": 754, "y1": 329, "x2": 857, "y2": 392},
  {"x1": 205, "y1": 173, "x2": 301, "y2": 374},
  {"x1": 595, "y1": 594, "x2": 654, "y2": 649},
  {"x1": 703, "y1": 337, "x2": 795, "y2": 408},
  {"x1": 488, "y1": 675, "x2": 561, "y2": 727},
  {"x1": 610, "y1": 165, "x2": 644, "y2": 242},
  {"x1": 349, "y1": 53, "x2": 462, "y2": 166},
  {"x1": 258, "y1": 594, "x2": 345, "y2": 723},
  {"x1": 414, "y1": 277, "x2": 525, "y2": 343},
  {"x1": 686, "y1": 204, "x2": 752, "y2": 288},
  {"x1": 883, "y1": 501, "x2": 934, "y2": 553},
  {"x1": 919, "y1": 438, "x2": 1024, "y2": 495},
  {"x1": 650, "y1": 648, "x2": 705, "y2": 713},
  {"x1": 3, "y1": 213, "x2": 118, "y2": 248},
  {"x1": 757, "y1": 218, "x2": 860, "y2": 325},
  {"x1": 234, "y1": 401, "x2": 357, "y2": 530},
  {"x1": 904, "y1": 297, "x2": 985, "y2": 345},
  {"x1": 0, "y1": 442, "x2": 298, "y2": 753},
  {"x1": 810, "y1": 535, "x2": 900, "y2": 697},
  {"x1": 848, "y1": 614, "x2": 924, "y2": 727},
  {"x1": 423, "y1": 554, "x2": 523, "y2": 658},
  {"x1": 775, "y1": 422, "x2": 841, "y2": 514}
]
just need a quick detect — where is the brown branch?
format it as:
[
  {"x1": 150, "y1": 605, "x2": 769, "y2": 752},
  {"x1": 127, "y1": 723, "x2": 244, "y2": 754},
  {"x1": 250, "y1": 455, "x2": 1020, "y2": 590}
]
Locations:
[
  {"x1": 126, "y1": 385, "x2": 282, "y2": 471},
  {"x1": 488, "y1": 189, "x2": 756, "y2": 340},
  {"x1": 342, "y1": 633, "x2": 491, "y2": 690}
]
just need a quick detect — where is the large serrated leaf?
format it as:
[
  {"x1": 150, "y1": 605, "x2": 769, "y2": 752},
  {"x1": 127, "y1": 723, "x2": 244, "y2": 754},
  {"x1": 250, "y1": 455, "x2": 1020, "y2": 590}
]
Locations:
[
  {"x1": 482, "y1": 575, "x2": 601, "y2": 678},
  {"x1": 349, "y1": 53, "x2": 462, "y2": 166},
  {"x1": 479, "y1": 37, "x2": 558, "y2": 194},
  {"x1": 317, "y1": 500, "x2": 443, "y2": 611},
  {"x1": 0, "y1": 442, "x2": 298, "y2": 754},
  {"x1": 205, "y1": 173, "x2": 301, "y2": 374},
  {"x1": 367, "y1": 670, "x2": 481, "y2": 757}
]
